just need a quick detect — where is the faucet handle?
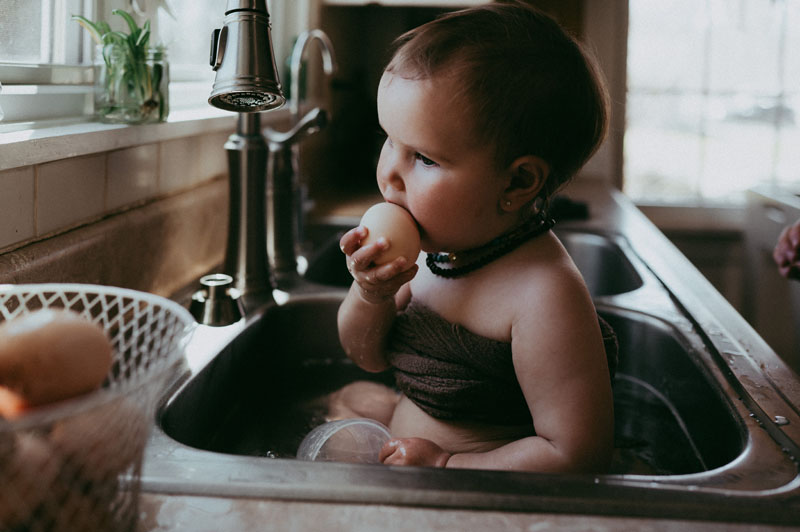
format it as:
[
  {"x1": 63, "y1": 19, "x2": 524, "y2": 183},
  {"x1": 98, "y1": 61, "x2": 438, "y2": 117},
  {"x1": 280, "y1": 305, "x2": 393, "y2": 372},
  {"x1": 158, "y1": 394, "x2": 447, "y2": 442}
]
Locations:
[
  {"x1": 265, "y1": 107, "x2": 328, "y2": 148},
  {"x1": 189, "y1": 274, "x2": 244, "y2": 326}
]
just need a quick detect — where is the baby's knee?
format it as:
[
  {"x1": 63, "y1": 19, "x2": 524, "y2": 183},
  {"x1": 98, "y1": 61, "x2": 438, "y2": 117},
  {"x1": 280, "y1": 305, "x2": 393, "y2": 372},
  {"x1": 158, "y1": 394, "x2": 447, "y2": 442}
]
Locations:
[{"x1": 326, "y1": 381, "x2": 401, "y2": 426}]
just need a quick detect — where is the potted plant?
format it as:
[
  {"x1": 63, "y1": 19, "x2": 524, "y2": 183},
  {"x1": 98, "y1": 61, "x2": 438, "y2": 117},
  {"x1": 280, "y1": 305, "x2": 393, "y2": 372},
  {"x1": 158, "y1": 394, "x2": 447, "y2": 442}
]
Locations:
[{"x1": 73, "y1": 9, "x2": 168, "y2": 124}]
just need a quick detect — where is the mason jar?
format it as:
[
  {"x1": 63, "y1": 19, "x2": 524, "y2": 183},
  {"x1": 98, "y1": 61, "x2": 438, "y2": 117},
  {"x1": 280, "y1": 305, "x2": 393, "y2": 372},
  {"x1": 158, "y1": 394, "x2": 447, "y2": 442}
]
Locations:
[{"x1": 94, "y1": 44, "x2": 169, "y2": 124}]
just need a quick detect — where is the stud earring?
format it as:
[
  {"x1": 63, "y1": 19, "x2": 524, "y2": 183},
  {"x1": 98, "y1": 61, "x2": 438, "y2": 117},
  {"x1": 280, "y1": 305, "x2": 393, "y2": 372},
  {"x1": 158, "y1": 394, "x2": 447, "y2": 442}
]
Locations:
[{"x1": 532, "y1": 196, "x2": 545, "y2": 214}]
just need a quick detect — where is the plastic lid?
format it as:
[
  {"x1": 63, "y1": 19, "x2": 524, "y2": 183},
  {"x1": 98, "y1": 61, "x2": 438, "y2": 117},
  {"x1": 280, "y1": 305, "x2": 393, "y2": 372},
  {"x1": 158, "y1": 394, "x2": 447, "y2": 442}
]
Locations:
[{"x1": 296, "y1": 418, "x2": 391, "y2": 464}]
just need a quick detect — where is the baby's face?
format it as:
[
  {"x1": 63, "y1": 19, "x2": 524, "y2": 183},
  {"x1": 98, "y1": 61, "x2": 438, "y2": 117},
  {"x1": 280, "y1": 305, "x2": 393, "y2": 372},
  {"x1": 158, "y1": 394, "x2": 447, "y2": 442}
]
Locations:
[{"x1": 376, "y1": 71, "x2": 512, "y2": 253}]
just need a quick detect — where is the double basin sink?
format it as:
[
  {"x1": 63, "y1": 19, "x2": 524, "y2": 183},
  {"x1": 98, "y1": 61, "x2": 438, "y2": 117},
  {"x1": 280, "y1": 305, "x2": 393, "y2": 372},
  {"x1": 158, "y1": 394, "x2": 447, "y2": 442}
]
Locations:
[{"x1": 143, "y1": 209, "x2": 800, "y2": 525}]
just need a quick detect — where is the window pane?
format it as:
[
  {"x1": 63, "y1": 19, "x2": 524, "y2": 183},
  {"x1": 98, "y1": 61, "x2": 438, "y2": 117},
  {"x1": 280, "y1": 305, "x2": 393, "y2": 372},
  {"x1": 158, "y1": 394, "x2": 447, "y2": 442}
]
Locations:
[
  {"x1": 627, "y1": 0, "x2": 706, "y2": 91},
  {"x1": 786, "y1": 2, "x2": 800, "y2": 91},
  {"x1": 702, "y1": 95, "x2": 779, "y2": 200},
  {"x1": 776, "y1": 95, "x2": 800, "y2": 184},
  {"x1": 0, "y1": 0, "x2": 46, "y2": 63},
  {"x1": 153, "y1": 0, "x2": 222, "y2": 82},
  {"x1": 707, "y1": 0, "x2": 783, "y2": 94},
  {"x1": 624, "y1": 93, "x2": 704, "y2": 201}
]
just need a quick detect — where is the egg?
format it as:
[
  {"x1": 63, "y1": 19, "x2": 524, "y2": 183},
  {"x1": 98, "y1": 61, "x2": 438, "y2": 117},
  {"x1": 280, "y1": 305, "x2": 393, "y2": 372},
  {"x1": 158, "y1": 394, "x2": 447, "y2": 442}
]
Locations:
[
  {"x1": 0, "y1": 309, "x2": 113, "y2": 407},
  {"x1": 0, "y1": 385, "x2": 28, "y2": 419},
  {"x1": 359, "y1": 203, "x2": 421, "y2": 265}
]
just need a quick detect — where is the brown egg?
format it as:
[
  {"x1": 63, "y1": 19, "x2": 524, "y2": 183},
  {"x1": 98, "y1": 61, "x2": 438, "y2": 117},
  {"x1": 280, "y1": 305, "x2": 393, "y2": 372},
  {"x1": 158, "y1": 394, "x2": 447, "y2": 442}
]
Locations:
[
  {"x1": 0, "y1": 309, "x2": 113, "y2": 407},
  {"x1": 359, "y1": 203, "x2": 421, "y2": 265}
]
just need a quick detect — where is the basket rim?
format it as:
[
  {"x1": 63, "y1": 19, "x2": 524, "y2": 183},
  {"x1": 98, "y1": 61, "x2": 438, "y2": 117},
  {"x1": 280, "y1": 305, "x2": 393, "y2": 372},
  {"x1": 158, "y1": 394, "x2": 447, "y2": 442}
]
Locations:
[
  {"x1": 0, "y1": 282, "x2": 195, "y2": 325},
  {"x1": 0, "y1": 282, "x2": 196, "y2": 429}
]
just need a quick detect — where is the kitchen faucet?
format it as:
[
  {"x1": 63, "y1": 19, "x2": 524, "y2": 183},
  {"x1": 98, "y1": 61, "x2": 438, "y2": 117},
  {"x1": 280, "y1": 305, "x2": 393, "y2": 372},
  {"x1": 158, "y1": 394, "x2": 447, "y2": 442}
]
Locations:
[
  {"x1": 198, "y1": 0, "x2": 337, "y2": 322},
  {"x1": 266, "y1": 30, "x2": 338, "y2": 286}
]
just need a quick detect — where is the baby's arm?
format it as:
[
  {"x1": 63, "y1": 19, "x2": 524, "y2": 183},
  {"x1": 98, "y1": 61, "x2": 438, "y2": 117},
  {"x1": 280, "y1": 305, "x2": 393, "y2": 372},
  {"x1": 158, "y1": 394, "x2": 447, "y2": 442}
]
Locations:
[
  {"x1": 461, "y1": 278, "x2": 613, "y2": 472},
  {"x1": 337, "y1": 226, "x2": 418, "y2": 372}
]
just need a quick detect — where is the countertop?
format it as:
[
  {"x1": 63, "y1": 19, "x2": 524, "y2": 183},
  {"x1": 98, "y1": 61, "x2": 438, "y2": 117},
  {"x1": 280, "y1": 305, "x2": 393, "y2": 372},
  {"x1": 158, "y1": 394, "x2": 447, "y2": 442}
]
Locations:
[{"x1": 136, "y1": 494, "x2": 785, "y2": 531}]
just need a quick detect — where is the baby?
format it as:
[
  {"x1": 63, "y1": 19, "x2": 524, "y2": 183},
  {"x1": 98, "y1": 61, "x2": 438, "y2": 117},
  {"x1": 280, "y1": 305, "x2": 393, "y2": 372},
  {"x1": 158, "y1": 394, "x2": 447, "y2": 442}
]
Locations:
[{"x1": 336, "y1": 1, "x2": 617, "y2": 473}]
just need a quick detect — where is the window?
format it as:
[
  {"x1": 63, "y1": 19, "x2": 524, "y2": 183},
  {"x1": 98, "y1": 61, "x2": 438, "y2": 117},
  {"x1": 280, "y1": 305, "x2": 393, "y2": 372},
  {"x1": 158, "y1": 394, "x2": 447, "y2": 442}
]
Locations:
[
  {"x1": 624, "y1": 0, "x2": 800, "y2": 204},
  {"x1": 0, "y1": 0, "x2": 292, "y2": 125},
  {"x1": 0, "y1": 0, "x2": 89, "y2": 64}
]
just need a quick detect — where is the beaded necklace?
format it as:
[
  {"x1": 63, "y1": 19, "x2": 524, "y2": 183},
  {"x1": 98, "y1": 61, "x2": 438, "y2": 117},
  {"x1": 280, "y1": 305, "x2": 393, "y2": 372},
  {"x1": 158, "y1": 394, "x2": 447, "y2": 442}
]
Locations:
[{"x1": 426, "y1": 213, "x2": 555, "y2": 278}]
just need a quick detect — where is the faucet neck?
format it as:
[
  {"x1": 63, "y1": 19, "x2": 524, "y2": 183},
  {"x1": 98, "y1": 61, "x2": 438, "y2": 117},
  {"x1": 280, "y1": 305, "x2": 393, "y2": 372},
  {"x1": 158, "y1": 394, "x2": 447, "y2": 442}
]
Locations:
[{"x1": 223, "y1": 113, "x2": 273, "y2": 306}]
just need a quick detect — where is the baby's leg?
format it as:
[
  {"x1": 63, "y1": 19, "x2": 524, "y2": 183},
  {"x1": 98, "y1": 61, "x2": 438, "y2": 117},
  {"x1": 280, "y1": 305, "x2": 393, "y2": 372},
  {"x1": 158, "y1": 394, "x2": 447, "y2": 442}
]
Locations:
[{"x1": 326, "y1": 381, "x2": 401, "y2": 426}]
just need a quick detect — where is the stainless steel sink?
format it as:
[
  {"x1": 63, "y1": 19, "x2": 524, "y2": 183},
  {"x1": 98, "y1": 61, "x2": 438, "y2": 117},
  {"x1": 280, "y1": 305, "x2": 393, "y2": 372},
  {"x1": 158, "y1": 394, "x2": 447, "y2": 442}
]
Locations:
[
  {"x1": 159, "y1": 295, "x2": 740, "y2": 476},
  {"x1": 143, "y1": 215, "x2": 800, "y2": 526},
  {"x1": 303, "y1": 223, "x2": 644, "y2": 297}
]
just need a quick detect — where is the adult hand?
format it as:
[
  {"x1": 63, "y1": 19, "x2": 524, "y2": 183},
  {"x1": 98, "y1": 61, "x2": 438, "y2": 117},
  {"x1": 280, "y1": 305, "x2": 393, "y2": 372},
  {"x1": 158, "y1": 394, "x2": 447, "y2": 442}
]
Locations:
[
  {"x1": 379, "y1": 437, "x2": 451, "y2": 468},
  {"x1": 773, "y1": 220, "x2": 800, "y2": 280}
]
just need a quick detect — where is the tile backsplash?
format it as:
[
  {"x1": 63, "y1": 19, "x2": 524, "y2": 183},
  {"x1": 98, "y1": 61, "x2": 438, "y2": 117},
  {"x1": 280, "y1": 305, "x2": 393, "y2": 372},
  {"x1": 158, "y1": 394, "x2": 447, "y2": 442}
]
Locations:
[
  {"x1": 0, "y1": 129, "x2": 231, "y2": 252},
  {"x1": 0, "y1": 166, "x2": 35, "y2": 247}
]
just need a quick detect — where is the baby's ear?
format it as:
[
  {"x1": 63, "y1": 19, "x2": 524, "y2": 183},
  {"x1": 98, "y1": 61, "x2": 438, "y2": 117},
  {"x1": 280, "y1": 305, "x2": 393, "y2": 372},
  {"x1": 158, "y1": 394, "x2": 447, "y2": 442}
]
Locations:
[{"x1": 501, "y1": 155, "x2": 550, "y2": 212}]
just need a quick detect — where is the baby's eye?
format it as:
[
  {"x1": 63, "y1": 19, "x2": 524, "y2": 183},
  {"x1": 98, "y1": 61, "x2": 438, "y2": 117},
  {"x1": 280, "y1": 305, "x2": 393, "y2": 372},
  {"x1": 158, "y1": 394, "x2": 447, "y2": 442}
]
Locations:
[{"x1": 415, "y1": 152, "x2": 438, "y2": 167}]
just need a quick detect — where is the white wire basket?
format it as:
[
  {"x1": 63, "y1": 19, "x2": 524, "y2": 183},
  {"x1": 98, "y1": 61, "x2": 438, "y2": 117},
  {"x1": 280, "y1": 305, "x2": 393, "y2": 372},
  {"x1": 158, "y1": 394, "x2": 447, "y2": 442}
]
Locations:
[{"x1": 0, "y1": 283, "x2": 195, "y2": 532}]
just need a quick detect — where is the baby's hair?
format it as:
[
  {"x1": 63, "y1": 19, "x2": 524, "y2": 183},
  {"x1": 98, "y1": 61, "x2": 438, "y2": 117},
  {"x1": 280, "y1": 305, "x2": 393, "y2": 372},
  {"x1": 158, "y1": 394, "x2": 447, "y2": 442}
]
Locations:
[{"x1": 385, "y1": 1, "x2": 610, "y2": 198}]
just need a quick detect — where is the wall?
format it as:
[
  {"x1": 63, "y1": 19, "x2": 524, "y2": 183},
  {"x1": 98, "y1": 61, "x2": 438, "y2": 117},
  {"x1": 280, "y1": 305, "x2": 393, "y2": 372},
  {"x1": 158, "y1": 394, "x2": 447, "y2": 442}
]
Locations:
[
  {"x1": 0, "y1": 115, "x2": 240, "y2": 296},
  {"x1": 0, "y1": 131, "x2": 230, "y2": 254}
]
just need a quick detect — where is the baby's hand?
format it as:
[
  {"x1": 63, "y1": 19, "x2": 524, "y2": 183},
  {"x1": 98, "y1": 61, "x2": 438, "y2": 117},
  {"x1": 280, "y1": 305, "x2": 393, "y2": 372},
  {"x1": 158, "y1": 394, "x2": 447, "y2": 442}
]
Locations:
[
  {"x1": 379, "y1": 437, "x2": 451, "y2": 468},
  {"x1": 340, "y1": 226, "x2": 418, "y2": 304},
  {"x1": 774, "y1": 220, "x2": 800, "y2": 280}
]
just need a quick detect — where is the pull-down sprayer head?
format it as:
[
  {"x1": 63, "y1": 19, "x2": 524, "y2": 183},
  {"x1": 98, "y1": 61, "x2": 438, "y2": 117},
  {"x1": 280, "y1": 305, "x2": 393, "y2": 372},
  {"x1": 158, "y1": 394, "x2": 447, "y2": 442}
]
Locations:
[{"x1": 208, "y1": 0, "x2": 285, "y2": 112}]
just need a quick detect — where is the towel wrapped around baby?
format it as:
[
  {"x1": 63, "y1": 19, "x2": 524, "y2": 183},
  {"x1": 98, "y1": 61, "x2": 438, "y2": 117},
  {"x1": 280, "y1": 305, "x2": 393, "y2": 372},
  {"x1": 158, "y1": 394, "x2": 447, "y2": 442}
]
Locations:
[{"x1": 387, "y1": 299, "x2": 618, "y2": 426}]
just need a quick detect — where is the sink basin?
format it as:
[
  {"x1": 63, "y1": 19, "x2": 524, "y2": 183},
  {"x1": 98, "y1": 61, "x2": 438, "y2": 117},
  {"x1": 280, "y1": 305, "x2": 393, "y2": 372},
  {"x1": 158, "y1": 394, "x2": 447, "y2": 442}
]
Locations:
[
  {"x1": 159, "y1": 294, "x2": 741, "y2": 476},
  {"x1": 302, "y1": 224, "x2": 644, "y2": 297}
]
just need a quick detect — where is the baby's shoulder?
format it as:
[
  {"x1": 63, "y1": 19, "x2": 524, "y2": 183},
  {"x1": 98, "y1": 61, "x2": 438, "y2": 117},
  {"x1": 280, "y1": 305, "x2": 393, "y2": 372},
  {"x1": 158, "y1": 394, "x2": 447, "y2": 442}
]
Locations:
[{"x1": 508, "y1": 233, "x2": 584, "y2": 284}]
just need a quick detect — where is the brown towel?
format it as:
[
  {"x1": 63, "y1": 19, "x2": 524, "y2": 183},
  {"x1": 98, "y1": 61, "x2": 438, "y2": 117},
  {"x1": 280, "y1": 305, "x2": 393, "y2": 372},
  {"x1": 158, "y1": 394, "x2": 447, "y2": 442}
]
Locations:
[{"x1": 387, "y1": 300, "x2": 618, "y2": 426}]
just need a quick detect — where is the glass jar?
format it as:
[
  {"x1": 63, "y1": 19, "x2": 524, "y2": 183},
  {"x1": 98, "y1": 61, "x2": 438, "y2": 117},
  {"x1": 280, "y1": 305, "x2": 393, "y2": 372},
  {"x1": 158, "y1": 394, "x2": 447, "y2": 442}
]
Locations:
[{"x1": 94, "y1": 44, "x2": 169, "y2": 124}]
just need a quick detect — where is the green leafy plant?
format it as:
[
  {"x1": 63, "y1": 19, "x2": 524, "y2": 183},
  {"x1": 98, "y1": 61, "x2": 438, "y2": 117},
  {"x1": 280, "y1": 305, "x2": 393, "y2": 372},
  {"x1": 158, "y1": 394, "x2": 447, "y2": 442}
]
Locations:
[{"x1": 73, "y1": 9, "x2": 168, "y2": 123}]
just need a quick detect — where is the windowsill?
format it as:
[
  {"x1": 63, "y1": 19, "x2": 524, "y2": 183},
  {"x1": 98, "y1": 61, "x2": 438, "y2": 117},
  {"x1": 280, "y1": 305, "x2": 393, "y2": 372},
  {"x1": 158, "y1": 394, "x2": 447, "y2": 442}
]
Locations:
[{"x1": 0, "y1": 107, "x2": 290, "y2": 172}]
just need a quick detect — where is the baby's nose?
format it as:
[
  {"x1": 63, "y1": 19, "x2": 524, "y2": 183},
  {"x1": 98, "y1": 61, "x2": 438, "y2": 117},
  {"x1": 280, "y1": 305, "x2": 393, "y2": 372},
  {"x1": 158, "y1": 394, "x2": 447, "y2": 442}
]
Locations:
[{"x1": 377, "y1": 159, "x2": 405, "y2": 193}]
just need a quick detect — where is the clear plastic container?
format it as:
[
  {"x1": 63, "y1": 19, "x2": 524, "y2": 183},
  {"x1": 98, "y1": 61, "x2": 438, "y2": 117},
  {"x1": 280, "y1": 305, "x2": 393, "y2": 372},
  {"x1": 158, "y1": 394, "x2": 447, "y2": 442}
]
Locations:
[{"x1": 296, "y1": 418, "x2": 391, "y2": 464}]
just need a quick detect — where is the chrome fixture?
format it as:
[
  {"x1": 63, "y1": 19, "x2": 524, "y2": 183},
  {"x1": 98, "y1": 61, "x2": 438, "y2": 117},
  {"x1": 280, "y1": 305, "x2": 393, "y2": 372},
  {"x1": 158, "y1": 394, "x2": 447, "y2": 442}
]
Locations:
[
  {"x1": 266, "y1": 30, "x2": 337, "y2": 283},
  {"x1": 209, "y1": 0, "x2": 285, "y2": 112},
  {"x1": 189, "y1": 274, "x2": 244, "y2": 326},
  {"x1": 206, "y1": 0, "x2": 285, "y2": 310},
  {"x1": 205, "y1": 0, "x2": 337, "y2": 303},
  {"x1": 266, "y1": 107, "x2": 328, "y2": 285},
  {"x1": 289, "y1": 30, "x2": 337, "y2": 124}
]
